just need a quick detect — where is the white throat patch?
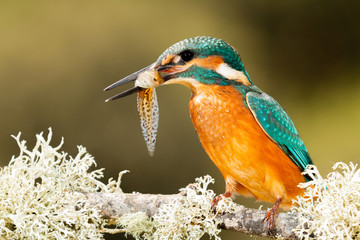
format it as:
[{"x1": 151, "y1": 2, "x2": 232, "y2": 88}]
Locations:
[{"x1": 216, "y1": 63, "x2": 251, "y2": 86}]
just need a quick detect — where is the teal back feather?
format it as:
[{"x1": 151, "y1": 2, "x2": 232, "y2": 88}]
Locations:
[{"x1": 246, "y1": 90, "x2": 313, "y2": 181}]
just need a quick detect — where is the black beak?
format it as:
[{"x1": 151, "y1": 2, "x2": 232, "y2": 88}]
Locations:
[{"x1": 104, "y1": 64, "x2": 152, "y2": 102}]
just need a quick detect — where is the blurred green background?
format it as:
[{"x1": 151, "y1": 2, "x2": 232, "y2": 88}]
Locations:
[{"x1": 1, "y1": 0, "x2": 359, "y2": 239}]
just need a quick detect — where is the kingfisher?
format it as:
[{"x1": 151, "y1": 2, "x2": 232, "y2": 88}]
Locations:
[{"x1": 104, "y1": 36, "x2": 313, "y2": 229}]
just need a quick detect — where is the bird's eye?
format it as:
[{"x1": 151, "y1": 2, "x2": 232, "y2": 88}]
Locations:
[{"x1": 179, "y1": 50, "x2": 195, "y2": 62}]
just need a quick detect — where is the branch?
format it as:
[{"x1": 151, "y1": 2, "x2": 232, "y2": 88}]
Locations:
[{"x1": 84, "y1": 192, "x2": 303, "y2": 239}]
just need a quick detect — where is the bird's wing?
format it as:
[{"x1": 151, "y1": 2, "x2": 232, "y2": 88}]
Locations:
[{"x1": 246, "y1": 91, "x2": 313, "y2": 178}]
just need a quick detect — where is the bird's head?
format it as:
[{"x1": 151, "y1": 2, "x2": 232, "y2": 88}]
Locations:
[{"x1": 105, "y1": 36, "x2": 252, "y2": 101}]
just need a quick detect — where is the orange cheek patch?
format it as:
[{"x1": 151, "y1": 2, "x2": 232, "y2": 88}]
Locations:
[
  {"x1": 192, "y1": 56, "x2": 224, "y2": 70},
  {"x1": 161, "y1": 54, "x2": 175, "y2": 65}
]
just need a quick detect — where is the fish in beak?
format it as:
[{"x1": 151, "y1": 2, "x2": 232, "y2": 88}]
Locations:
[
  {"x1": 104, "y1": 64, "x2": 163, "y2": 101},
  {"x1": 104, "y1": 63, "x2": 164, "y2": 156}
]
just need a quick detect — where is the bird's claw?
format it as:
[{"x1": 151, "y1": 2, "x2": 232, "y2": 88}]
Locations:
[
  {"x1": 263, "y1": 197, "x2": 282, "y2": 233},
  {"x1": 211, "y1": 192, "x2": 232, "y2": 211},
  {"x1": 264, "y1": 209, "x2": 276, "y2": 232},
  {"x1": 211, "y1": 195, "x2": 222, "y2": 210}
]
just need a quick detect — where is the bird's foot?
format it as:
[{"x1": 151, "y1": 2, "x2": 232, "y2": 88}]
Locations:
[
  {"x1": 211, "y1": 191, "x2": 232, "y2": 210},
  {"x1": 264, "y1": 197, "x2": 282, "y2": 232}
]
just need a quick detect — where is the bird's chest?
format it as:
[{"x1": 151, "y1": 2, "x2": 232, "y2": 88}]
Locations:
[
  {"x1": 188, "y1": 85, "x2": 305, "y2": 204},
  {"x1": 189, "y1": 83, "x2": 281, "y2": 178},
  {"x1": 189, "y1": 85, "x2": 260, "y2": 154}
]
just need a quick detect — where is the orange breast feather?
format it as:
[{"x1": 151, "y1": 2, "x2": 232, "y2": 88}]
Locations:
[{"x1": 189, "y1": 84, "x2": 305, "y2": 207}]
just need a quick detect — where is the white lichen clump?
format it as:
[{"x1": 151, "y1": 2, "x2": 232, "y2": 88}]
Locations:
[
  {"x1": 2, "y1": 128, "x2": 359, "y2": 240},
  {"x1": 0, "y1": 129, "x2": 242, "y2": 240},
  {"x1": 0, "y1": 128, "x2": 110, "y2": 239},
  {"x1": 117, "y1": 176, "x2": 242, "y2": 240},
  {"x1": 293, "y1": 162, "x2": 360, "y2": 240}
]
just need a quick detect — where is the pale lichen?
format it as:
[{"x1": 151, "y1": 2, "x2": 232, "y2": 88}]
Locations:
[
  {"x1": 0, "y1": 128, "x2": 111, "y2": 239},
  {"x1": 117, "y1": 212, "x2": 155, "y2": 239},
  {"x1": 293, "y1": 162, "x2": 360, "y2": 240},
  {"x1": 0, "y1": 129, "x2": 244, "y2": 240},
  {"x1": 116, "y1": 175, "x2": 242, "y2": 240},
  {"x1": 10, "y1": 129, "x2": 360, "y2": 240},
  {"x1": 106, "y1": 170, "x2": 129, "y2": 193}
]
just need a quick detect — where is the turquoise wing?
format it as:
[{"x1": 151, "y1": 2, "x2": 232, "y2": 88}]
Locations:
[{"x1": 246, "y1": 91, "x2": 313, "y2": 180}]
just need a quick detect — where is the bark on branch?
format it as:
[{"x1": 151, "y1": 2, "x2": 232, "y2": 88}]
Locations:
[{"x1": 84, "y1": 192, "x2": 305, "y2": 239}]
